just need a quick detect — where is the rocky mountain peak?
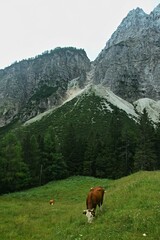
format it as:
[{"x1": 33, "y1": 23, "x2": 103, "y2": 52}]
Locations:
[
  {"x1": 125, "y1": 7, "x2": 147, "y2": 20},
  {"x1": 150, "y1": 4, "x2": 160, "y2": 24},
  {"x1": 0, "y1": 47, "x2": 91, "y2": 127},
  {"x1": 152, "y1": 3, "x2": 160, "y2": 14},
  {"x1": 103, "y1": 7, "x2": 148, "y2": 49},
  {"x1": 98, "y1": 4, "x2": 160, "y2": 56},
  {"x1": 94, "y1": 4, "x2": 160, "y2": 102},
  {"x1": 0, "y1": 5, "x2": 160, "y2": 128}
]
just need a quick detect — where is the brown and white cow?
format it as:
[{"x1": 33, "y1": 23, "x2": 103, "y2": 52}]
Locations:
[
  {"x1": 83, "y1": 186, "x2": 105, "y2": 223},
  {"x1": 49, "y1": 199, "x2": 55, "y2": 205}
]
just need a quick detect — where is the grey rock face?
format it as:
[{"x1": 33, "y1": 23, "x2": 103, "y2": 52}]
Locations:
[
  {"x1": 94, "y1": 5, "x2": 160, "y2": 102},
  {"x1": 0, "y1": 47, "x2": 91, "y2": 127},
  {"x1": 0, "y1": 5, "x2": 160, "y2": 127}
]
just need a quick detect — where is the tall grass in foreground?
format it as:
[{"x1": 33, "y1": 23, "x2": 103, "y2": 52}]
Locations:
[{"x1": 0, "y1": 171, "x2": 159, "y2": 240}]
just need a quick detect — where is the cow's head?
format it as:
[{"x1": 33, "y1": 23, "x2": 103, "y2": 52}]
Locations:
[{"x1": 83, "y1": 209, "x2": 95, "y2": 223}]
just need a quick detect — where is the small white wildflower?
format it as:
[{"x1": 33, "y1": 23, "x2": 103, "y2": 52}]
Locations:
[{"x1": 143, "y1": 233, "x2": 147, "y2": 237}]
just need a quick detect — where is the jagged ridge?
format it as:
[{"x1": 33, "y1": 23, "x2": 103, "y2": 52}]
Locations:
[
  {"x1": 94, "y1": 4, "x2": 160, "y2": 102},
  {"x1": 0, "y1": 4, "x2": 160, "y2": 128}
]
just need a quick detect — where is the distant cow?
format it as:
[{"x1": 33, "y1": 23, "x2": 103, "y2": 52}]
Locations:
[
  {"x1": 49, "y1": 199, "x2": 55, "y2": 205},
  {"x1": 83, "y1": 186, "x2": 105, "y2": 223}
]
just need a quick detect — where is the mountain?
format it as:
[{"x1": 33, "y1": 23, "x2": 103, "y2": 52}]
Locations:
[
  {"x1": 93, "y1": 4, "x2": 160, "y2": 102},
  {"x1": 0, "y1": 5, "x2": 160, "y2": 128},
  {"x1": 23, "y1": 84, "x2": 160, "y2": 131},
  {"x1": 0, "y1": 47, "x2": 90, "y2": 127},
  {"x1": 1, "y1": 5, "x2": 160, "y2": 194},
  {"x1": 1, "y1": 79, "x2": 159, "y2": 193},
  {"x1": 24, "y1": 84, "x2": 137, "y2": 126},
  {"x1": 133, "y1": 98, "x2": 160, "y2": 123}
]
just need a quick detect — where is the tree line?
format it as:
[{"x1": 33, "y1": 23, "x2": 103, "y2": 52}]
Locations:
[{"x1": 0, "y1": 109, "x2": 160, "y2": 194}]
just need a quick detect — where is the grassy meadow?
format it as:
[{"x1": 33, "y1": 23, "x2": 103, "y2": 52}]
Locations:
[{"x1": 0, "y1": 171, "x2": 159, "y2": 240}]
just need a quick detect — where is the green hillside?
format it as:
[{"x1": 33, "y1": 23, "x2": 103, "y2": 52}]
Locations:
[
  {"x1": 0, "y1": 87, "x2": 159, "y2": 193},
  {"x1": 23, "y1": 89, "x2": 136, "y2": 140},
  {"x1": 0, "y1": 171, "x2": 159, "y2": 240}
]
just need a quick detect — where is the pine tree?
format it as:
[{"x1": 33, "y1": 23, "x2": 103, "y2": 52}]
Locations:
[
  {"x1": 95, "y1": 144, "x2": 108, "y2": 178},
  {"x1": 83, "y1": 131, "x2": 101, "y2": 177},
  {"x1": 42, "y1": 128, "x2": 56, "y2": 182},
  {"x1": 0, "y1": 132, "x2": 30, "y2": 193},
  {"x1": 42, "y1": 127, "x2": 68, "y2": 182},
  {"x1": 134, "y1": 109, "x2": 157, "y2": 171},
  {"x1": 155, "y1": 117, "x2": 160, "y2": 169},
  {"x1": 106, "y1": 108, "x2": 124, "y2": 179},
  {"x1": 83, "y1": 140, "x2": 95, "y2": 176},
  {"x1": 30, "y1": 135, "x2": 41, "y2": 185},
  {"x1": 118, "y1": 129, "x2": 136, "y2": 176},
  {"x1": 62, "y1": 123, "x2": 82, "y2": 175},
  {"x1": 50, "y1": 152, "x2": 68, "y2": 180},
  {"x1": 22, "y1": 133, "x2": 41, "y2": 186}
]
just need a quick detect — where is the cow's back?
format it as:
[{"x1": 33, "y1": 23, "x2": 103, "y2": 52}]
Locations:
[{"x1": 86, "y1": 186, "x2": 105, "y2": 210}]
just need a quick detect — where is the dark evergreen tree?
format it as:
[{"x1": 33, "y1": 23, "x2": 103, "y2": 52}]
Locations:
[
  {"x1": 62, "y1": 123, "x2": 82, "y2": 175},
  {"x1": 83, "y1": 140, "x2": 95, "y2": 176},
  {"x1": 105, "y1": 108, "x2": 124, "y2": 179},
  {"x1": 36, "y1": 134, "x2": 45, "y2": 185},
  {"x1": 83, "y1": 131, "x2": 101, "y2": 177},
  {"x1": 22, "y1": 131, "x2": 32, "y2": 165},
  {"x1": 30, "y1": 135, "x2": 41, "y2": 185},
  {"x1": 42, "y1": 127, "x2": 68, "y2": 182},
  {"x1": 50, "y1": 152, "x2": 68, "y2": 180},
  {"x1": 42, "y1": 128, "x2": 56, "y2": 182},
  {"x1": 0, "y1": 132, "x2": 30, "y2": 193},
  {"x1": 94, "y1": 108, "x2": 137, "y2": 179},
  {"x1": 155, "y1": 117, "x2": 160, "y2": 169},
  {"x1": 95, "y1": 143, "x2": 109, "y2": 178},
  {"x1": 134, "y1": 109, "x2": 157, "y2": 171},
  {"x1": 22, "y1": 133, "x2": 41, "y2": 186},
  {"x1": 118, "y1": 129, "x2": 136, "y2": 176}
]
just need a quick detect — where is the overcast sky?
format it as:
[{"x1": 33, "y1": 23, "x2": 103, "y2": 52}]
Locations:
[{"x1": 0, "y1": 0, "x2": 159, "y2": 69}]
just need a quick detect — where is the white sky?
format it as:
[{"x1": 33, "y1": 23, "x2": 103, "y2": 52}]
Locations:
[{"x1": 0, "y1": 0, "x2": 159, "y2": 69}]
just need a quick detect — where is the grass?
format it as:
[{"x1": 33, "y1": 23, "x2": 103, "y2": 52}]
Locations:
[{"x1": 0, "y1": 171, "x2": 160, "y2": 240}]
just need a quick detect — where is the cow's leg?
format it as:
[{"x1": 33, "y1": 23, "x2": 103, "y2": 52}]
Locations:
[
  {"x1": 98, "y1": 203, "x2": 103, "y2": 211},
  {"x1": 100, "y1": 204, "x2": 103, "y2": 211}
]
